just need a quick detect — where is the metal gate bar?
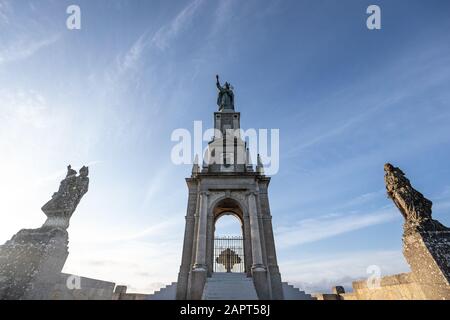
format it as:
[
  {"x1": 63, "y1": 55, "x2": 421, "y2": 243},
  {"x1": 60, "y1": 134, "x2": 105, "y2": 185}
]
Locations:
[{"x1": 214, "y1": 236, "x2": 244, "y2": 273}]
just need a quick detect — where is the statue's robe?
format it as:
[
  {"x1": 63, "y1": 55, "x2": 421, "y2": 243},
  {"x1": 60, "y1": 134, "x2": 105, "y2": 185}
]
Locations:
[{"x1": 217, "y1": 87, "x2": 234, "y2": 110}]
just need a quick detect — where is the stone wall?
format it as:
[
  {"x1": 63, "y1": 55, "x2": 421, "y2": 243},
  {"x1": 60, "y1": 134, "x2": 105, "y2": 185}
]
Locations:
[
  {"x1": 49, "y1": 273, "x2": 116, "y2": 300},
  {"x1": 0, "y1": 165, "x2": 117, "y2": 300},
  {"x1": 315, "y1": 273, "x2": 427, "y2": 300},
  {"x1": 343, "y1": 273, "x2": 427, "y2": 300},
  {"x1": 403, "y1": 229, "x2": 450, "y2": 299},
  {"x1": 0, "y1": 227, "x2": 70, "y2": 299}
]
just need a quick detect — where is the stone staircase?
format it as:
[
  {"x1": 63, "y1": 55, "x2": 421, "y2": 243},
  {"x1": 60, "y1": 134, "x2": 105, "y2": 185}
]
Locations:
[
  {"x1": 146, "y1": 282, "x2": 177, "y2": 300},
  {"x1": 144, "y1": 275, "x2": 313, "y2": 300},
  {"x1": 202, "y1": 273, "x2": 259, "y2": 300},
  {"x1": 282, "y1": 282, "x2": 313, "y2": 300}
]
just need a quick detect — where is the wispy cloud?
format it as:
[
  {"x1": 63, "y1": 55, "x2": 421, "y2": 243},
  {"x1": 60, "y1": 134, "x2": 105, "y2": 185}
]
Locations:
[
  {"x1": 71, "y1": 217, "x2": 181, "y2": 244},
  {"x1": 151, "y1": 0, "x2": 205, "y2": 50},
  {"x1": 210, "y1": 0, "x2": 236, "y2": 34},
  {"x1": 0, "y1": 0, "x2": 11, "y2": 25},
  {"x1": 338, "y1": 190, "x2": 385, "y2": 209},
  {"x1": 115, "y1": 32, "x2": 149, "y2": 76},
  {"x1": 284, "y1": 42, "x2": 450, "y2": 159},
  {"x1": 0, "y1": 34, "x2": 60, "y2": 66},
  {"x1": 0, "y1": 89, "x2": 49, "y2": 128},
  {"x1": 103, "y1": 0, "x2": 206, "y2": 106},
  {"x1": 281, "y1": 250, "x2": 409, "y2": 293},
  {"x1": 275, "y1": 206, "x2": 398, "y2": 248},
  {"x1": 117, "y1": 0, "x2": 204, "y2": 68}
]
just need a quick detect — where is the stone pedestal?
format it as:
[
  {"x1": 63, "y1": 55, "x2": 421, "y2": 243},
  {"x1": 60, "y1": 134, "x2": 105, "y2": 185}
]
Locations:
[
  {"x1": 267, "y1": 266, "x2": 284, "y2": 300},
  {"x1": 187, "y1": 268, "x2": 207, "y2": 300},
  {"x1": 251, "y1": 267, "x2": 270, "y2": 300},
  {"x1": 0, "y1": 165, "x2": 89, "y2": 300},
  {"x1": 403, "y1": 229, "x2": 450, "y2": 299},
  {"x1": 0, "y1": 227, "x2": 69, "y2": 300}
]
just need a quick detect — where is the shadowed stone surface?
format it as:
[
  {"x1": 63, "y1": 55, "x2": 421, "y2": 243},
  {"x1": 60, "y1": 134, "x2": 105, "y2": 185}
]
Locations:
[
  {"x1": 0, "y1": 165, "x2": 89, "y2": 300},
  {"x1": 320, "y1": 164, "x2": 450, "y2": 300},
  {"x1": 384, "y1": 163, "x2": 449, "y2": 233},
  {"x1": 384, "y1": 163, "x2": 450, "y2": 299}
]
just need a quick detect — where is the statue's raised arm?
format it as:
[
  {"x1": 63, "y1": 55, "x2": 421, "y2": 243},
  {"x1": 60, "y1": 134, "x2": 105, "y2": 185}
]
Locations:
[{"x1": 216, "y1": 74, "x2": 223, "y2": 90}]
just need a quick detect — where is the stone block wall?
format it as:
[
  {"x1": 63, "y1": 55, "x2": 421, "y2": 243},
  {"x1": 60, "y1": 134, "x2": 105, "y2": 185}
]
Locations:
[
  {"x1": 49, "y1": 273, "x2": 116, "y2": 300},
  {"x1": 343, "y1": 273, "x2": 427, "y2": 300}
]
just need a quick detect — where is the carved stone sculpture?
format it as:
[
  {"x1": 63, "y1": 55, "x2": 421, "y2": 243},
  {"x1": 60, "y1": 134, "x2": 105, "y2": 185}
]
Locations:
[
  {"x1": 0, "y1": 165, "x2": 89, "y2": 300},
  {"x1": 384, "y1": 163, "x2": 450, "y2": 299},
  {"x1": 41, "y1": 165, "x2": 89, "y2": 229},
  {"x1": 384, "y1": 163, "x2": 448, "y2": 232}
]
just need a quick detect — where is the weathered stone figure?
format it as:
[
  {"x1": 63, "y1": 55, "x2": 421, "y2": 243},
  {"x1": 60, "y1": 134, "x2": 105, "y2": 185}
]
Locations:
[
  {"x1": 384, "y1": 163, "x2": 448, "y2": 232},
  {"x1": 0, "y1": 165, "x2": 89, "y2": 300},
  {"x1": 384, "y1": 163, "x2": 450, "y2": 299},
  {"x1": 216, "y1": 74, "x2": 234, "y2": 111},
  {"x1": 41, "y1": 165, "x2": 89, "y2": 229}
]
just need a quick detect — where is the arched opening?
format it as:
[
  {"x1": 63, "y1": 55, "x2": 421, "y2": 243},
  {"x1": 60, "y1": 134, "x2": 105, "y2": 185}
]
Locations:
[
  {"x1": 212, "y1": 198, "x2": 246, "y2": 273},
  {"x1": 215, "y1": 214, "x2": 242, "y2": 237}
]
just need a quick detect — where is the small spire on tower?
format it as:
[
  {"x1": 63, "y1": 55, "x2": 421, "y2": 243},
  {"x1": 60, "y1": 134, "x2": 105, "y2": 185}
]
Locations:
[
  {"x1": 256, "y1": 154, "x2": 264, "y2": 175},
  {"x1": 192, "y1": 154, "x2": 200, "y2": 175},
  {"x1": 245, "y1": 148, "x2": 254, "y2": 172}
]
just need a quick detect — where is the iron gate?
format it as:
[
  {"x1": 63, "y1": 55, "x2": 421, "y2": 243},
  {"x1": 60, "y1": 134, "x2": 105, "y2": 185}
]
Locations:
[{"x1": 214, "y1": 236, "x2": 245, "y2": 273}]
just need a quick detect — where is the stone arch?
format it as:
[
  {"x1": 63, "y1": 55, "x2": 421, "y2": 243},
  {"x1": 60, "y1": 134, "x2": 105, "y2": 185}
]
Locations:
[
  {"x1": 211, "y1": 198, "x2": 245, "y2": 226},
  {"x1": 207, "y1": 195, "x2": 252, "y2": 275}
]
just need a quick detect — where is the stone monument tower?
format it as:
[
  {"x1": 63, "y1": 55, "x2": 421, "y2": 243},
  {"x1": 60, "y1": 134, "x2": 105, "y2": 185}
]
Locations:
[{"x1": 175, "y1": 76, "x2": 284, "y2": 300}]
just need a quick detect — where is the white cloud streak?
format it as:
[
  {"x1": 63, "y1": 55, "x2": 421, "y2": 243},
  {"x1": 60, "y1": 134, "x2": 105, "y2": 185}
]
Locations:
[
  {"x1": 281, "y1": 250, "x2": 409, "y2": 293},
  {"x1": 0, "y1": 0, "x2": 11, "y2": 25},
  {"x1": 0, "y1": 34, "x2": 60, "y2": 66},
  {"x1": 151, "y1": 0, "x2": 205, "y2": 50},
  {"x1": 113, "y1": 0, "x2": 205, "y2": 77},
  {"x1": 275, "y1": 206, "x2": 398, "y2": 248}
]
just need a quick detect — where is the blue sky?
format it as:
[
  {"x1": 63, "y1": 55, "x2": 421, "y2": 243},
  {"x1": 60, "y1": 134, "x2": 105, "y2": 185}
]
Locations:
[{"x1": 1, "y1": 0, "x2": 450, "y2": 293}]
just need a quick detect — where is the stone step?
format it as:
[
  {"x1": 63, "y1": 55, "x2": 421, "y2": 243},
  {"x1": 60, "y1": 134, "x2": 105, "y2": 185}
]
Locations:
[
  {"x1": 145, "y1": 277, "x2": 313, "y2": 300},
  {"x1": 282, "y1": 282, "x2": 312, "y2": 300},
  {"x1": 202, "y1": 273, "x2": 258, "y2": 300},
  {"x1": 146, "y1": 282, "x2": 177, "y2": 300}
]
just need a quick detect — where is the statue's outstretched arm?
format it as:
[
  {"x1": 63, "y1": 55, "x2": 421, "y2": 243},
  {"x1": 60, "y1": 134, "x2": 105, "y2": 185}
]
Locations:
[{"x1": 216, "y1": 74, "x2": 222, "y2": 90}]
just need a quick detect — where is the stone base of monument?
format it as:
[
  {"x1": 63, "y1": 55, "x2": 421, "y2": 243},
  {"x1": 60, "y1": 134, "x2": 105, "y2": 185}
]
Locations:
[
  {"x1": 202, "y1": 273, "x2": 258, "y2": 300},
  {"x1": 187, "y1": 268, "x2": 207, "y2": 300},
  {"x1": 403, "y1": 229, "x2": 450, "y2": 300},
  {"x1": 0, "y1": 227, "x2": 69, "y2": 300},
  {"x1": 116, "y1": 276, "x2": 312, "y2": 300},
  {"x1": 251, "y1": 267, "x2": 271, "y2": 300},
  {"x1": 0, "y1": 165, "x2": 93, "y2": 300},
  {"x1": 267, "y1": 268, "x2": 285, "y2": 300}
]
